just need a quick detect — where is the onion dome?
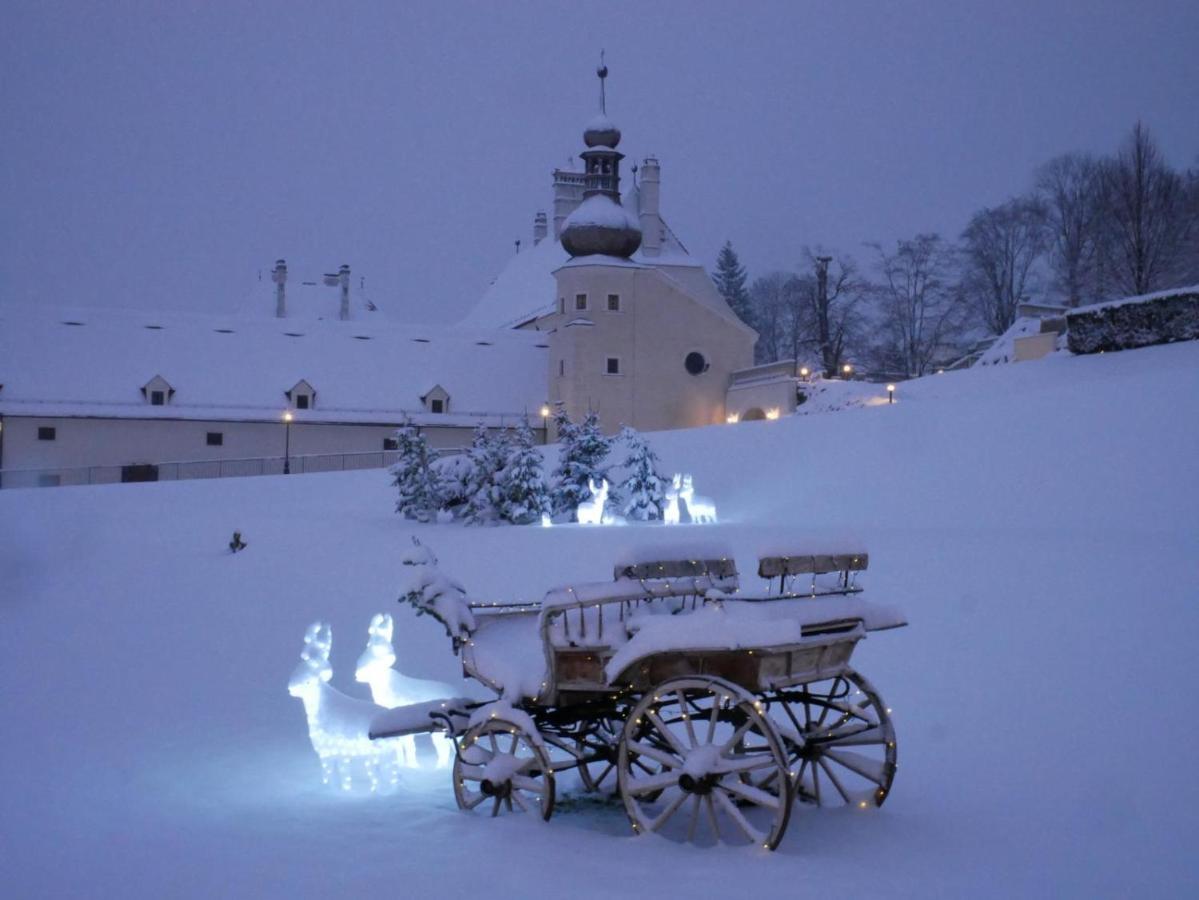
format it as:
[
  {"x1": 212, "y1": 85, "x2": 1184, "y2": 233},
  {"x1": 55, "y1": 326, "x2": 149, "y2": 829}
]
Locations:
[
  {"x1": 583, "y1": 112, "x2": 621, "y2": 148},
  {"x1": 561, "y1": 194, "x2": 642, "y2": 258}
]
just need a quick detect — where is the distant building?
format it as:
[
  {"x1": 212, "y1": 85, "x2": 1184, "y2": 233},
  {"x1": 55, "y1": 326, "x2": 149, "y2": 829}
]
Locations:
[{"x1": 0, "y1": 65, "x2": 756, "y2": 487}]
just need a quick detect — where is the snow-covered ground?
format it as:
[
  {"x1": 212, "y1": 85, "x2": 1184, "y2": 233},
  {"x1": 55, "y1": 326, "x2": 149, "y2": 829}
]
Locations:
[{"x1": 2, "y1": 342, "x2": 1197, "y2": 898}]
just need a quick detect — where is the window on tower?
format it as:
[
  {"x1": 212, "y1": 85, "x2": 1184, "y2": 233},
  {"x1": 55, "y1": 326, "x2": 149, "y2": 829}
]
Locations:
[
  {"x1": 575, "y1": 293, "x2": 587, "y2": 311},
  {"x1": 607, "y1": 294, "x2": 621, "y2": 312},
  {"x1": 606, "y1": 357, "x2": 621, "y2": 375}
]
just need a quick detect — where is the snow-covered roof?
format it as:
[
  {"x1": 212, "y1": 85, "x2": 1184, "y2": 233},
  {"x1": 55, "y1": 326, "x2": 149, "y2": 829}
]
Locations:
[
  {"x1": 458, "y1": 182, "x2": 744, "y2": 331},
  {"x1": 0, "y1": 303, "x2": 549, "y2": 426}
]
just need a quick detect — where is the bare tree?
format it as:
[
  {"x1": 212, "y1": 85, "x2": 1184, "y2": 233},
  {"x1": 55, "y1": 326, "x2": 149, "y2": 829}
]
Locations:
[
  {"x1": 1036, "y1": 154, "x2": 1102, "y2": 306},
  {"x1": 1095, "y1": 122, "x2": 1195, "y2": 297},
  {"x1": 747, "y1": 272, "x2": 800, "y2": 364},
  {"x1": 800, "y1": 248, "x2": 864, "y2": 377},
  {"x1": 961, "y1": 198, "x2": 1049, "y2": 334},
  {"x1": 869, "y1": 234, "x2": 968, "y2": 377}
]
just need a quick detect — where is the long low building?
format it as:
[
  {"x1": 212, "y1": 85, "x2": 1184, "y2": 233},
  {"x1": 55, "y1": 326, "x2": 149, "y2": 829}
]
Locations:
[{"x1": 0, "y1": 299, "x2": 549, "y2": 486}]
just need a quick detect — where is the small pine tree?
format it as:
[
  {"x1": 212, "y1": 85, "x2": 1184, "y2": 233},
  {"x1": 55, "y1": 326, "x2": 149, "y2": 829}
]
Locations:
[
  {"x1": 713, "y1": 240, "x2": 753, "y2": 326},
  {"x1": 463, "y1": 424, "x2": 510, "y2": 525},
  {"x1": 617, "y1": 426, "x2": 667, "y2": 521},
  {"x1": 496, "y1": 420, "x2": 551, "y2": 525},
  {"x1": 389, "y1": 420, "x2": 442, "y2": 522},
  {"x1": 551, "y1": 408, "x2": 613, "y2": 519}
]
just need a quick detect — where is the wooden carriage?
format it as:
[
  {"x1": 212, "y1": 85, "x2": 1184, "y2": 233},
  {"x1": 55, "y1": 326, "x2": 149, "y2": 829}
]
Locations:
[{"x1": 370, "y1": 549, "x2": 904, "y2": 850}]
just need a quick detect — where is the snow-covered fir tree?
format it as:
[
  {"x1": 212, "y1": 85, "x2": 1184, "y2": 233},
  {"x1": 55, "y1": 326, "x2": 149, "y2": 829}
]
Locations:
[
  {"x1": 495, "y1": 420, "x2": 551, "y2": 525},
  {"x1": 463, "y1": 424, "x2": 510, "y2": 525},
  {"x1": 389, "y1": 420, "x2": 442, "y2": 522},
  {"x1": 617, "y1": 426, "x2": 667, "y2": 521},
  {"x1": 713, "y1": 240, "x2": 754, "y2": 326},
  {"x1": 550, "y1": 407, "x2": 614, "y2": 519}
]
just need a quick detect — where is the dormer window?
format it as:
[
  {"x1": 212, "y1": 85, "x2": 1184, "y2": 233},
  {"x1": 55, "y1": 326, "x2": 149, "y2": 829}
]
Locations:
[
  {"x1": 421, "y1": 384, "x2": 450, "y2": 415},
  {"x1": 286, "y1": 379, "x2": 317, "y2": 410},
  {"x1": 141, "y1": 375, "x2": 175, "y2": 406}
]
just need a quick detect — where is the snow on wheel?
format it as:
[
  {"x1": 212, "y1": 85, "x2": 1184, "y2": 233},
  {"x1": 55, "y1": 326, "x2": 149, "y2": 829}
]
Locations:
[
  {"x1": 453, "y1": 718, "x2": 555, "y2": 820},
  {"x1": 766, "y1": 669, "x2": 897, "y2": 808},
  {"x1": 617, "y1": 676, "x2": 793, "y2": 850}
]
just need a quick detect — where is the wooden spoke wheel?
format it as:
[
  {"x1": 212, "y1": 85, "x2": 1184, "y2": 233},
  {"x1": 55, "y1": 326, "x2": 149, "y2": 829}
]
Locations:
[
  {"x1": 617, "y1": 676, "x2": 793, "y2": 850},
  {"x1": 766, "y1": 669, "x2": 897, "y2": 808},
  {"x1": 576, "y1": 717, "x2": 622, "y2": 794},
  {"x1": 453, "y1": 718, "x2": 555, "y2": 821}
]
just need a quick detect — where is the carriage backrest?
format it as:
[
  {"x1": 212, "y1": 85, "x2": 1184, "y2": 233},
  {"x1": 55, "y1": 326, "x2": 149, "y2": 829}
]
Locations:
[
  {"x1": 613, "y1": 558, "x2": 739, "y2": 583},
  {"x1": 757, "y1": 553, "x2": 868, "y2": 578}
]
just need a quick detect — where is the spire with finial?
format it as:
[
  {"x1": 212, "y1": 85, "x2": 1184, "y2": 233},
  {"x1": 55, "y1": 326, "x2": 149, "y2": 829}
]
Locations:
[{"x1": 560, "y1": 56, "x2": 642, "y2": 258}]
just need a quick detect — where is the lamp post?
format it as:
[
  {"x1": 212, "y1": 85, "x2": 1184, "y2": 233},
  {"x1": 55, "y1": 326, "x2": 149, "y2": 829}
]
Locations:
[
  {"x1": 842, "y1": 363, "x2": 853, "y2": 379},
  {"x1": 282, "y1": 410, "x2": 294, "y2": 474},
  {"x1": 886, "y1": 384, "x2": 896, "y2": 404},
  {"x1": 799, "y1": 366, "x2": 810, "y2": 381},
  {"x1": 539, "y1": 404, "x2": 551, "y2": 444}
]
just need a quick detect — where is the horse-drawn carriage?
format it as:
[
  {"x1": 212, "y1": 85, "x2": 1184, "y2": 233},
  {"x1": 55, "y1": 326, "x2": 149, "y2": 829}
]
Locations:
[{"x1": 370, "y1": 544, "x2": 906, "y2": 850}]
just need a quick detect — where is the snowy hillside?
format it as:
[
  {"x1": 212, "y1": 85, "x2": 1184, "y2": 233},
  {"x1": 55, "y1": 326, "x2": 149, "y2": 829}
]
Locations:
[{"x1": 2, "y1": 342, "x2": 1197, "y2": 898}]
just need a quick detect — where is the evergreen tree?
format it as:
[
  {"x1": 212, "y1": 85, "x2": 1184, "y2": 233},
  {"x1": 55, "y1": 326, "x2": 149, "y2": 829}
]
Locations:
[
  {"x1": 713, "y1": 240, "x2": 753, "y2": 326},
  {"x1": 617, "y1": 426, "x2": 667, "y2": 521},
  {"x1": 463, "y1": 424, "x2": 510, "y2": 525},
  {"x1": 550, "y1": 407, "x2": 613, "y2": 519},
  {"x1": 389, "y1": 419, "x2": 442, "y2": 522},
  {"x1": 496, "y1": 420, "x2": 551, "y2": 524}
]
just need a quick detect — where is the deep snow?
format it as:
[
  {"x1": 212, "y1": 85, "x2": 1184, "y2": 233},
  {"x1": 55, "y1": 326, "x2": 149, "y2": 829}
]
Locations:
[{"x1": 1, "y1": 342, "x2": 1197, "y2": 898}]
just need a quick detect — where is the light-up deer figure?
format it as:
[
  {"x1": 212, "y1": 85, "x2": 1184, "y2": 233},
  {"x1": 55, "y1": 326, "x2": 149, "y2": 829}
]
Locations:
[
  {"x1": 288, "y1": 621, "x2": 405, "y2": 792},
  {"x1": 679, "y1": 474, "x2": 717, "y2": 523},
  {"x1": 577, "y1": 478, "x2": 609, "y2": 525},
  {"x1": 355, "y1": 613, "x2": 455, "y2": 768},
  {"x1": 663, "y1": 474, "x2": 682, "y2": 525}
]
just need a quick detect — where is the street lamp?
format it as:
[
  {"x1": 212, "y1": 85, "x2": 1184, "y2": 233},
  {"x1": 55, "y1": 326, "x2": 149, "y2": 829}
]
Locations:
[
  {"x1": 539, "y1": 404, "x2": 551, "y2": 444},
  {"x1": 282, "y1": 410, "x2": 294, "y2": 474},
  {"x1": 799, "y1": 366, "x2": 810, "y2": 381},
  {"x1": 886, "y1": 384, "x2": 896, "y2": 404},
  {"x1": 842, "y1": 363, "x2": 853, "y2": 378}
]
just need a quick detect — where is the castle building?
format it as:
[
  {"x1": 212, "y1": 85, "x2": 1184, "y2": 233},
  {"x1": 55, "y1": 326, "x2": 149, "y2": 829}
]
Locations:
[{"x1": 0, "y1": 65, "x2": 756, "y2": 487}]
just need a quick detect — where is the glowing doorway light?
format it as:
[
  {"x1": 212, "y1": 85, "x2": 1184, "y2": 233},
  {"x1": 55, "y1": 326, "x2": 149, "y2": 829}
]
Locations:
[
  {"x1": 765, "y1": 408, "x2": 780, "y2": 420},
  {"x1": 288, "y1": 622, "x2": 406, "y2": 792},
  {"x1": 354, "y1": 613, "x2": 454, "y2": 768},
  {"x1": 726, "y1": 413, "x2": 739, "y2": 424}
]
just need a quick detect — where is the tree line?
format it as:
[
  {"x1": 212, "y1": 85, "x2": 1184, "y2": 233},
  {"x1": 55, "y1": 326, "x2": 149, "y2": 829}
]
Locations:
[{"x1": 713, "y1": 122, "x2": 1199, "y2": 378}]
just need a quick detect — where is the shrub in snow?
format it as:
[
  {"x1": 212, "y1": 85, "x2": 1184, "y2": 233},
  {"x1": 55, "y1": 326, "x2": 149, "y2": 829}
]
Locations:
[
  {"x1": 389, "y1": 420, "x2": 443, "y2": 522},
  {"x1": 287, "y1": 621, "x2": 407, "y2": 792},
  {"x1": 462, "y1": 424, "x2": 510, "y2": 525},
  {"x1": 617, "y1": 426, "x2": 667, "y2": 521},
  {"x1": 495, "y1": 420, "x2": 552, "y2": 525},
  {"x1": 550, "y1": 407, "x2": 614, "y2": 520},
  {"x1": 398, "y1": 538, "x2": 476, "y2": 648},
  {"x1": 431, "y1": 452, "x2": 475, "y2": 518},
  {"x1": 1067, "y1": 288, "x2": 1199, "y2": 355},
  {"x1": 228, "y1": 531, "x2": 247, "y2": 553},
  {"x1": 354, "y1": 612, "x2": 454, "y2": 768}
]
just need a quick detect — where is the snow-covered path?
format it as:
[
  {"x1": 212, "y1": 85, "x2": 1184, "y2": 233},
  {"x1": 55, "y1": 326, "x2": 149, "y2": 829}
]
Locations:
[{"x1": 2, "y1": 343, "x2": 1197, "y2": 897}]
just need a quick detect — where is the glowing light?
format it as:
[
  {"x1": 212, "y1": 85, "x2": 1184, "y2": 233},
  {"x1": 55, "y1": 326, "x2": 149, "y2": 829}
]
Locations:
[
  {"x1": 726, "y1": 413, "x2": 739, "y2": 424},
  {"x1": 765, "y1": 408, "x2": 780, "y2": 420},
  {"x1": 354, "y1": 613, "x2": 454, "y2": 769},
  {"x1": 540, "y1": 513, "x2": 553, "y2": 527},
  {"x1": 842, "y1": 364, "x2": 853, "y2": 376},
  {"x1": 677, "y1": 473, "x2": 717, "y2": 523},
  {"x1": 799, "y1": 366, "x2": 810, "y2": 378},
  {"x1": 539, "y1": 404, "x2": 551, "y2": 418},
  {"x1": 282, "y1": 410, "x2": 294, "y2": 423},
  {"x1": 576, "y1": 478, "x2": 609, "y2": 525},
  {"x1": 288, "y1": 621, "x2": 408, "y2": 792},
  {"x1": 886, "y1": 384, "x2": 896, "y2": 404}
]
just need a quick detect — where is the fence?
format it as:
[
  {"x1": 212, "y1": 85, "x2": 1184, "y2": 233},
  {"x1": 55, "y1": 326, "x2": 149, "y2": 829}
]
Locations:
[{"x1": 0, "y1": 448, "x2": 463, "y2": 490}]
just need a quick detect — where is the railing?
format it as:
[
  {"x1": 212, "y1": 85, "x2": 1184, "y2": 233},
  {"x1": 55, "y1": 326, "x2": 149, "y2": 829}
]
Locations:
[{"x1": 0, "y1": 448, "x2": 463, "y2": 490}]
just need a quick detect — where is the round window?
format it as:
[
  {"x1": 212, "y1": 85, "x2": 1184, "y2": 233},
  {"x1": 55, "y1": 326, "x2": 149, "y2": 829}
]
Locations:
[{"x1": 684, "y1": 351, "x2": 708, "y2": 376}]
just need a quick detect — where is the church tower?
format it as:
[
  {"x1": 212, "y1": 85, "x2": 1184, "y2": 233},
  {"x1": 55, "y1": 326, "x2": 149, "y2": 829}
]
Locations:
[{"x1": 546, "y1": 59, "x2": 756, "y2": 438}]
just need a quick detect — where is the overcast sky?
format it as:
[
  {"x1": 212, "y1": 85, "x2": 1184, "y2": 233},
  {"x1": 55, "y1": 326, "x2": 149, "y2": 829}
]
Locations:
[{"x1": 2, "y1": 1, "x2": 1196, "y2": 324}]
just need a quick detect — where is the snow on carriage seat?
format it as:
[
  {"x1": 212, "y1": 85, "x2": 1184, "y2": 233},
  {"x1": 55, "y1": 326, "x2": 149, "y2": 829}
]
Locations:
[
  {"x1": 605, "y1": 594, "x2": 907, "y2": 683},
  {"x1": 465, "y1": 612, "x2": 548, "y2": 702}
]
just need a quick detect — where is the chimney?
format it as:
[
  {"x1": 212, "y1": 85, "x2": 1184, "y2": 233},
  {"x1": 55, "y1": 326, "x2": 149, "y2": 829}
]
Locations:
[
  {"x1": 338, "y1": 264, "x2": 351, "y2": 321},
  {"x1": 272, "y1": 259, "x2": 288, "y2": 318},
  {"x1": 552, "y1": 166, "x2": 583, "y2": 238},
  {"x1": 639, "y1": 157, "x2": 661, "y2": 257},
  {"x1": 533, "y1": 211, "x2": 548, "y2": 245}
]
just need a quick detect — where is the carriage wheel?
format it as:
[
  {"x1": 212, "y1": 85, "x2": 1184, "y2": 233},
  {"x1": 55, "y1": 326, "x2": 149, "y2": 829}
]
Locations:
[
  {"x1": 767, "y1": 668, "x2": 897, "y2": 808},
  {"x1": 453, "y1": 718, "x2": 555, "y2": 820},
  {"x1": 617, "y1": 676, "x2": 793, "y2": 849},
  {"x1": 576, "y1": 717, "x2": 622, "y2": 794}
]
